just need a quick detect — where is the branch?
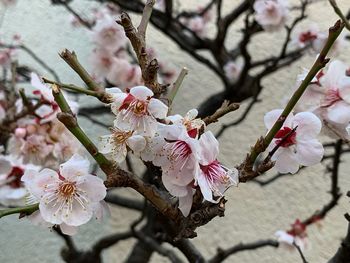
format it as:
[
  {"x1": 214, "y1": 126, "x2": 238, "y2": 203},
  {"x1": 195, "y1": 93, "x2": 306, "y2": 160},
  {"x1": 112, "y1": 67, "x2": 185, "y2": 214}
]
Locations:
[
  {"x1": 329, "y1": 0, "x2": 350, "y2": 31},
  {"x1": 293, "y1": 242, "x2": 309, "y2": 263},
  {"x1": 202, "y1": 100, "x2": 240, "y2": 125},
  {"x1": 209, "y1": 239, "x2": 279, "y2": 263},
  {"x1": 59, "y1": 49, "x2": 101, "y2": 91},
  {"x1": 0, "y1": 204, "x2": 39, "y2": 219}
]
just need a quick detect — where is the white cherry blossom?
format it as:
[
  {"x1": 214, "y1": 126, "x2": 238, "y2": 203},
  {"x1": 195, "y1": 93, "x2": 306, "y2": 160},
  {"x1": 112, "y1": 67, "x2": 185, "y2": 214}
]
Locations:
[
  {"x1": 112, "y1": 86, "x2": 168, "y2": 137},
  {"x1": 98, "y1": 124, "x2": 146, "y2": 163},
  {"x1": 264, "y1": 109, "x2": 324, "y2": 174},
  {"x1": 22, "y1": 154, "x2": 107, "y2": 228},
  {"x1": 196, "y1": 131, "x2": 238, "y2": 202}
]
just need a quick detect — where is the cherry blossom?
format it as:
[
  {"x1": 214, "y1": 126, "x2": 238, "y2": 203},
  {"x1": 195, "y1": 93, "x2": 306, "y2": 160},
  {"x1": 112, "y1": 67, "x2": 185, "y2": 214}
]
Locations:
[
  {"x1": 166, "y1": 109, "x2": 205, "y2": 137},
  {"x1": 275, "y1": 219, "x2": 308, "y2": 251},
  {"x1": 224, "y1": 60, "x2": 243, "y2": 83},
  {"x1": 22, "y1": 154, "x2": 107, "y2": 231},
  {"x1": 106, "y1": 58, "x2": 143, "y2": 88},
  {"x1": 0, "y1": 155, "x2": 39, "y2": 206},
  {"x1": 253, "y1": 0, "x2": 289, "y2": 31},
  {"x1": 264, "y1": 109, "x2": 324, "y2": 174},
  {"x1": 111, "y1": 86, "x2": 168, "y2": 137},
  {"x1": 98, "y1": 124, "x2": 146, "y2": 163},
  {"x1": 196, "y1": 131, "x2": 239, "y2": 202},
  {"x1": 91, "y1": 15, "x2": 127, "y2": 52},
  {"x1": 293, "y1": 24, "x2": 319, "y2": 49},
  {"x1": 31, "y1": 73, "x2": 79, "y2": 123}
]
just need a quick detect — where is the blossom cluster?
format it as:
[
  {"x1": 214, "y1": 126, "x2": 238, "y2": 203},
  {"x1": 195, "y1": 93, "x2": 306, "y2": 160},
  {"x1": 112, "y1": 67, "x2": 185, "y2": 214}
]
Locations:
[
  {"x1": 71, "y1": 3, "x2": 175, "y2": 87},
  {"x1": 99, "y1": 85, "x2": 239, "y2": 216},
  {"x1": 0, "y1": 73, "x2": 82, "y2": 207}
]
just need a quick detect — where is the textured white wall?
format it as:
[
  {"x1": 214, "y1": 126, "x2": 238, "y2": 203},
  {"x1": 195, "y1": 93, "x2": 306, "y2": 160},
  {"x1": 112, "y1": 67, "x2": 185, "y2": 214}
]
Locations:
[{"x1": 1, "y1": 0, "x2": 350, "y2": 262}]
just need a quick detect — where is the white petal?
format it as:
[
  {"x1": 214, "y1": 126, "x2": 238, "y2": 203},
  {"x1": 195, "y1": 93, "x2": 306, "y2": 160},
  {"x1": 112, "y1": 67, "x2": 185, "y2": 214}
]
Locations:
[
  {"x1": 77, "y1": 175, "x2": 106, "y2": 202},
  {"x1": 327, "y1": 101, "x2": 350, "y2": 124},
  {"x1": 60, "y1": 223, "x2": 78, "y2": 236},
  {"x1": 185, "y1": 109, "x2": 198, "y2": 120},
  {"x1": 30, "y1": 169, "x2": 59, "y2": 199},
  {"x1": 127, "y1": 135, "x2": 146, "y2": 153},
  {"x1": 98, "y1": 135, "x2": 113, "y2": 154},
  {"x1": 148, "y1": 98, "x2": 168, "y2": 119},
  {"x1": 197, "y1": 172, "x2": 213, "y2": 202},
  {"x1": 93, "y1": 200, "x2": 111, "y2": 222},
  {"x1": 111, "y1": 143, "x2": 127, "y2": 163},
  {"x1": 264, "y1": 109, "x2": 293, "y2": 130},
  {"x1": 39, "y1": 200, "x2": 64, "y2": 225},
  {"x1": 321, "y1": 60, "x2": 348, "y2": 88},
  {"x1": 0, "y1": 158, "x2": 11, "y2": 175},
  {"x1": 60, "y1": 154, "x2": 90, "y2": 180},
  {"x1": 293, "y1": 112, "x2": 322, "y2": 140},
  {"x1": 28, "y1": 211, "x2": 52, "y2": 227},
  {"x1": 198, "y1": 131, "x2": 219, "y2": 165},
  {"x1": 178, "y1": 188, "x2": 194, "y2": 217},
  {"x1": 296, "y1": 139, "x2": 324, "y2": 166},
  {"x1": 274, "y1": 148, "x2": 300, "y2": 174},
  {"x1": 62, "y1": 200, "x2": 93, "y2": 226},
  {"x1": 130, "y1": 86, "x2": 153, "y2": 100},
  {"x1": 338, "y1": 77, "x2": 350, "y2": 103},
  {"x1": 162, "y1": 174, "x2": 188, "y2": 197},
  {"x1": 111, "y1": 93, "x2": 128, "y2": 115}
]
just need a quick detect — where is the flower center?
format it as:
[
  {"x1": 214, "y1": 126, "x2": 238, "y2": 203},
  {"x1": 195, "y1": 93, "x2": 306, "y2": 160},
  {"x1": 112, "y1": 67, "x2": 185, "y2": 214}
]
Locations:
[
  {"x1": 200, "y1": 160, "x2": 228, "y2": 185},
  {"x1": 321, "y1": 88, "x2": 341, "y2": 107},
  {"x1": 58, "y1": 182, "x2": 76, "y2": 198},
  {"x1": 274, "y1": 127, "x2": 297, "y2": 147},
  {"x1": 132, "y1": 100, "x2": 148, "y2": 115},
  {"x1": 165, "y1": 140, "x2": 192, "y2": 161},
  {"x1": 299, "y1": 31, "x2": 317, "y2": 43},
  {"x1": 112, "y1": 129, "x2": 133, "y2": 144}
]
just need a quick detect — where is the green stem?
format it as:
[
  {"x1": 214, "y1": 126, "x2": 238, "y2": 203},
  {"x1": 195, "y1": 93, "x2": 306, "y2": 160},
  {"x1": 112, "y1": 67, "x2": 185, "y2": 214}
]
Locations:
[
  {"x1": 43, "y1": 78, "x2": 98, "y2": 97},
  {"x1": 168, "y1": 67, "x2": 188, "y2": 105},
  {"x1": 51, "y1": 84, "x2": 112, "y2": 172},
  {"x1": 249, "y1": 20, "x2": 345, "y2": 164},
  {"x1": 0, "y1": 203, "x2": 39, "y2": 219},
  {"x1": 329, "y1": 0, "x2": 350, "y2": 31},
  {"x1": 59, "y1": 49, "x2": 101, "y2": 91}
]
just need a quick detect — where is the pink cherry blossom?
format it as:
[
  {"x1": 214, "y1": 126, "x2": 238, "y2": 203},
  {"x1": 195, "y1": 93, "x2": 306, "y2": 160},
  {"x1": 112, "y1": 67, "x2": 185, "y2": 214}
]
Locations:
[
  {"x1": 224, "y1": 60, "x2": 243, "y2": 82},
  {"x1": 91, "y1": 15, "x2": 127, "y2": 52},
  {"x1": 112, "y1": 86, "x2": 168, "y2": 137},
  {"x1": 22, "y1": 154, "x2": 107, "y2": 228},
  {"x1": 153, "y1": 124, "x2": 200, "y2": 188},
  {"x1": 98, "y1": 124, "x2": 146, "y2": 163},
  {"x1": 253, "y1": 0, "x2": 288, "y2": 31},
  {"x1": 264, "y1": 109, "x2": 324, "y2": 174},
  {"x1": 106, "y1": 58, "x2": 142, "y2": 88},
  {"x1": 196, "y1": 131, "x2": 238, "y2": 202},
  {"x1": 292, "y1": 24, "x2": 319, "y2": 49}
]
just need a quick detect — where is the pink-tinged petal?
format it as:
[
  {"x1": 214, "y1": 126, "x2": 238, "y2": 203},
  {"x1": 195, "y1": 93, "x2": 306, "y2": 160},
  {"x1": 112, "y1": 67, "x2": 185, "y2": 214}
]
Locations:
[
  {"x1": 105, "y1": 87, "x2": 122, "y2": 95},
  {"x1": 30, "y1": 169, "x2": 58, "y2": 199},
  {"x1": 62, "y1": 200, "x2": 93, "y2": 226},
  {"x1": 198, "y1": 131, "x2": 219, "y2": 165},
  {"x1": 321, "y1": 60, "x2": 348, "y2": 88},
  {"x1": 178, "y1": 187, "x2": 194, "y2": 217},
  {"x1": 77, "y1": 175, "x2": 106, "y2": 202},
  {"x1": 28, "y1": 211, "x2": 52, "y2": 227},
  {"x1": 166, "y1": 114, "x2": 182, "y2": 124},
  {"x1": 275, "y1": 230, "x2": 294, "y2": 245},
  {"x1": 159, "y1": 124, "x2": 185, "y2": 141},
  {"x1": 162, "y1": 174, "x2": 188, "y2": 197},
  {"x1": 273, "y1": 148, "x2": 299, "y2": 174},
  {"x1": 293, "y1": 112, "x2": 322, "y2": 140},
  {"x1": 296, "y1": 139, "x2": 324, "y2": 166},
  {"x1": 130, "y1": 86, "x2": 153, "y2": 100},
  {"x1": 197, "y1": 172, "x2": 213, "y2": 202},
  {"x1": 21, "y1": 169, "x2": 38, "y2": 184},
  {"x1": 39, "y1": 200, "x2": 64, "y2": 225},
  {"x1": 264, "y1": 109, "x2": 293, "y2": 130},
  {"x1": 327, "y1": 101, "x2": 350, "y2": 124},
  {"x1": 127, "y1": 135, "x2": 146, "y2": 153},
  {"x1": 93, "y1": 201, "x2": 110, "y2": 222},
  {"x1": 148, "y1": 98, "x2": 168, "y2": 119},
  {"x1": 60, "y1": 154, "x2": 90, "y2": 180},
  {"x1": 60, "y1": 223, "x2": 78, "y2": 236},
  {"x1": 111, "y1": 92, "x2": 128, "y2": 115},
  {"x1": 338, "y1": 76, "x2": 350, "y2": 103}
]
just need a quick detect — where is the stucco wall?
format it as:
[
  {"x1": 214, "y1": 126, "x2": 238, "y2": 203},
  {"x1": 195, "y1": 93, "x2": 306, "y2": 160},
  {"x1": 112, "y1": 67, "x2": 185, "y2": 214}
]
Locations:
[{"x1": 1, "y1": 0, "x2": 350, "y2": 262}]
